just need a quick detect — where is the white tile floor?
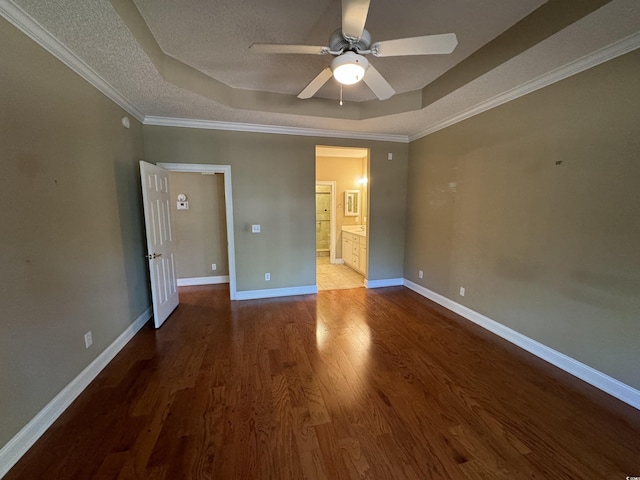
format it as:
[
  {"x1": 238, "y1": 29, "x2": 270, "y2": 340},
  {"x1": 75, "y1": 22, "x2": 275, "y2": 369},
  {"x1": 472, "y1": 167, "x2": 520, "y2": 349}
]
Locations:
[{"x1": 316, "y1": 255, "x2": 365, "y2": 291}]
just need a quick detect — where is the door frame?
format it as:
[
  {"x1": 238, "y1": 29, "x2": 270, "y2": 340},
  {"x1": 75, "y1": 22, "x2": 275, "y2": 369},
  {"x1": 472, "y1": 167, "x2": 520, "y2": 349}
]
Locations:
[
  {"x1": 316, "y1": 180, "x2": 336, "y2": 264},
  {"x1": 158, "y1": 162, "x2": 237, "y2": 300}
]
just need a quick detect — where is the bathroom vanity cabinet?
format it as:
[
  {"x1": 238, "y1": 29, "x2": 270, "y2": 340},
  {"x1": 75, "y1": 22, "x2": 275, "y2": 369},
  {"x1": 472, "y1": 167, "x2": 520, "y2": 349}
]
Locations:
[{"x1": 342, "y1": 230, "x2": 367, "y2": 276}]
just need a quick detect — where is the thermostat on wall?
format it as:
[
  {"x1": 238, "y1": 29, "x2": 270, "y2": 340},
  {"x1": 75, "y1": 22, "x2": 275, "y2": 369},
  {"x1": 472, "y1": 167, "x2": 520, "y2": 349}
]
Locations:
[{"x1": 177, "y1": 193, "x2": 189, "y2": 210}]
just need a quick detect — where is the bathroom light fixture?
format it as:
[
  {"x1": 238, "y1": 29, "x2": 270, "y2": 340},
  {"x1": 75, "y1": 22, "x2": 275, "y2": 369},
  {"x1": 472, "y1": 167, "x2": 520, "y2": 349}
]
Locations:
[
  {"x1": 331, "y1": 52, "x2": 369, "y2": 85},
  {"x1": 357, "y1": 177, "x2": 368, "y2": 185}
]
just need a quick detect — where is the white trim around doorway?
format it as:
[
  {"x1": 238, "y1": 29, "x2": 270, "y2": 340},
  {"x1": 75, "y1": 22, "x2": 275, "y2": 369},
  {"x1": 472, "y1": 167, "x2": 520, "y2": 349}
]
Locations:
[{"x1": 157, "y1": 163, "x2": 237, "y2": 300}]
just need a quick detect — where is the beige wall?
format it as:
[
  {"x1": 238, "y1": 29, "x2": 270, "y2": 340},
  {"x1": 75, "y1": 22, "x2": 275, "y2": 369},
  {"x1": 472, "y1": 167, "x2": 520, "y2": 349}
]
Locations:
[
  {"x1": 404, "y1": 49, "x2": 640, "y2": 389},
  {"x1": 142, "y1": 128, "x2": 408, "y2": 288},
  {"x1": 168, "y1": 172, "x2": 229, "y2": 278},
  {"x1": 0, "y1": 19, "x2": 150, "y2": 447},
  {"x1": 316, "y1": 154, "x2": 368, "y2": 259}
]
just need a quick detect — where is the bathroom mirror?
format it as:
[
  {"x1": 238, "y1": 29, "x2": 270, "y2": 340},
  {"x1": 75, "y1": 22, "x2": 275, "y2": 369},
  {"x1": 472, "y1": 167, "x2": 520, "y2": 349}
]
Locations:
[{"x1": 344, "y1": 190, "x2": 360, "y2": 216}]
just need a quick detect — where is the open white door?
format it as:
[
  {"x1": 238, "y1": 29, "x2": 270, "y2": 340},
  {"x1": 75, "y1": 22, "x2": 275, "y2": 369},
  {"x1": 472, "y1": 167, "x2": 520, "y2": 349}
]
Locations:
[{"x1": 140, "y1": 161, "x2": 179, "y2": 328}]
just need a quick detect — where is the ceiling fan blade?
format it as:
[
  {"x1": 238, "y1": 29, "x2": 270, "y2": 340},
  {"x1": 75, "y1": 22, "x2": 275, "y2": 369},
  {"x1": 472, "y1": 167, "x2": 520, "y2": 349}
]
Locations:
[
  {"x1": 249, "y1": 44, "x2": 327, "y2": 55},
  {"x1": 298, "y1": 68, "x2": 333, "y2": 99},
  {"x1": 342, "y1": 0, "x2": 371, "y2": 40},
  {"x1": 363, "y1": 64, "x2": 395, "y2": 100},
  {"x1": 371, "y1": 33, "x2": 458, "y2": 57}
]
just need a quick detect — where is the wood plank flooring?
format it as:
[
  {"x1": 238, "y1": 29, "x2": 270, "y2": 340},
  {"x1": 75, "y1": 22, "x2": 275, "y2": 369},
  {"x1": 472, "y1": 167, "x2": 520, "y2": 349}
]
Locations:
[{"x1": 6, "y1": 285, "x2": 640, "y2": 479}]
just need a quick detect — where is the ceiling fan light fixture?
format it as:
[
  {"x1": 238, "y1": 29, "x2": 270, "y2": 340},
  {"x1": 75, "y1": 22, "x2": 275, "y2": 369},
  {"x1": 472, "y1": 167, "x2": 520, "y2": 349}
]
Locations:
[{"x1": 331, "y1": 52, "x2": 369, "y2": 85}]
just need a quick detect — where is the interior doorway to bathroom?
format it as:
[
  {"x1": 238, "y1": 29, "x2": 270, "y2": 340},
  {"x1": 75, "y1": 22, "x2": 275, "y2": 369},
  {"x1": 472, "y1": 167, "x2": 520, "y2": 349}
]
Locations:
[{"x1": 315, "y1": 146, "x2": 368, "y2": 291}]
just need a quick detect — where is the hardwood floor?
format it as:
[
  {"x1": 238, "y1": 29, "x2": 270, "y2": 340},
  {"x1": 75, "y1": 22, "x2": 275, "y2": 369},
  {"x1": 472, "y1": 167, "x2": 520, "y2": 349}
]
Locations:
[{"x1": 6, "y1": 285, "x2": 640, "y2": 479}]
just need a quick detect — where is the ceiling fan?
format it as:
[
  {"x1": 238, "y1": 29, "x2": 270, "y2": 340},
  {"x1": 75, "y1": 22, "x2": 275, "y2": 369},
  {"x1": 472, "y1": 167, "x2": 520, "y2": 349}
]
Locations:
[{"x1": 249, "y1": 0, "x2": 458, "y2": 101}]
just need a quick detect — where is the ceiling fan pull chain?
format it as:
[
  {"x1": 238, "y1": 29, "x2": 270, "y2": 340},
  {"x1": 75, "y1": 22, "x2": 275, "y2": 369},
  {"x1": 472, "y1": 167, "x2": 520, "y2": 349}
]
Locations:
[{"x1": 340, "y1": 84, "x2": 343, "y2": 106}]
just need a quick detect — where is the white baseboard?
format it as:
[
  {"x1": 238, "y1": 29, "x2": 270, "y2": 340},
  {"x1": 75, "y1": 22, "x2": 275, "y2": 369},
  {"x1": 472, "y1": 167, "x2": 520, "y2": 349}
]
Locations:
[
  {"x1": 0, "y1": 306, "x2": 153, "y2": 479},
  {"x1": 177, "y1": 275, "x2": 229, "y2": 286},
  {"x1": 403, "y1": 279, "x2": 640, "y2": 410},
  {"x1": 334, "y1": 259, "x2": 345, "y2": 265},
  {"x1": 235, "y1": 285, "x2": 318, "y2": 301},
  {"x1": 365, "y1": 278, "x2": 404, "y2": 289}
]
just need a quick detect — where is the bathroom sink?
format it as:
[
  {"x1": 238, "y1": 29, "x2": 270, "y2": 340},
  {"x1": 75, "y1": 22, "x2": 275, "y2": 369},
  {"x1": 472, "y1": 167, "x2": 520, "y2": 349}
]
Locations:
[{"x1": 342, "y1": 225, "x2": 366, "y2": 236}]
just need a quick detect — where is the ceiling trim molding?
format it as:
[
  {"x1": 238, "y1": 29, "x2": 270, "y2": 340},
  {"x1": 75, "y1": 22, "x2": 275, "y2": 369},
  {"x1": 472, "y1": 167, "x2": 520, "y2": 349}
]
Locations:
[
  {"x1": 0, "y1": 0, "x2": 145, "y2": 122},
  {"x1": 108, "y1": 0, "x2": 423, "y2": 121},
  {"x1": 143, "y1": 116, "x2": 410, "y2": 143},
  {"x1": 409, "y1": 31, "x2": 640, "y2": 142}
]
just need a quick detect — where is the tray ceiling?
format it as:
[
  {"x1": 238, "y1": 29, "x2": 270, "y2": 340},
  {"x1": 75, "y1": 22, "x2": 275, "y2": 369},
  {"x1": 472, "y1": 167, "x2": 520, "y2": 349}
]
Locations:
[
  {"x1": 3, "y1": 0, "x2": 639, "y2": 139},
  {"x1": 132, "y1": 0, "x2": 545, "y2": 101}
]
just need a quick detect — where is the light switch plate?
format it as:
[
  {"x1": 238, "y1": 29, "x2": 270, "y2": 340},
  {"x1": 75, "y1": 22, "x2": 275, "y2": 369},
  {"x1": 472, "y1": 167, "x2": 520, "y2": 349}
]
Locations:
[{"x1": 252, "y1": 224, "x2": 261, "y2": 233}]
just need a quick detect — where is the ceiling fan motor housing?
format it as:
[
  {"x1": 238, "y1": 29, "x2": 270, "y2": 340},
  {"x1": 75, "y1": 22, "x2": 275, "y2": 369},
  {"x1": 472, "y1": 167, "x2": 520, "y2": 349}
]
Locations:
[{"x1": 329, "y1": 28, "x2": 372, "y2": 53}]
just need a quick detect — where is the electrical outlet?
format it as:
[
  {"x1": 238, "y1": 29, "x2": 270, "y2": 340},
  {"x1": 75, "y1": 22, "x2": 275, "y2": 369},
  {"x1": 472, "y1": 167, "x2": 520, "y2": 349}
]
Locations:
[
  {"x1": 211, "y1": 263, "x2": 217, "y2": 271},
  {"x1": 84, "y1": 331, "x2": 93, "y2": 349},
  {"x1": 252, "y1": 224, "x2": 261, "y2": 233},
  {"x1": 460, "y1": 287, "x2": 465, "y2": 297},
  {"x1": 418, "y1": 270, "x2": 423, "y2": 279},
  {"x1": 265, "y1": 273, "x2": 271, "y2": 281}
]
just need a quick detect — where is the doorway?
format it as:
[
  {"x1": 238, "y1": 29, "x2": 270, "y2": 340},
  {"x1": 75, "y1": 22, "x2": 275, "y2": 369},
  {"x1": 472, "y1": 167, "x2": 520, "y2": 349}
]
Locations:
[
  {"x1": 315, "y1": 181, "x2": 336, "y2": 263},
  {"x1": 168, "y1": 171, "x2": 229, "y2": 287},
  {"x1": 157, "y1": 162, "x2": 237, "y2": 300},
  {"x1": 315, "y1": 146, "x2": 369, "y2": 290}
]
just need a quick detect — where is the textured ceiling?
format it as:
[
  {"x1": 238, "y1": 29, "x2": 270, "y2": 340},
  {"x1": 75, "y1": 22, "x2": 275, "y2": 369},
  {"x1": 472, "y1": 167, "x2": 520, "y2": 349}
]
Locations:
[
  {"x1": 5, "y1": 0, "x2": 640, "y2": 138},
  {"x1": 131, "y1": 0, "x2": 546, "y2": 101}
]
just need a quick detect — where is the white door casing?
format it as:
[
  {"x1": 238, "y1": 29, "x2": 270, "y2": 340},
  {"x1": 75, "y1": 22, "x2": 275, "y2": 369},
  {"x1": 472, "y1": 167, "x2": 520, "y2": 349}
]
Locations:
[
  {"x1": 140, "y1": 161, "x2": 179, "y2": 328},
  {"x1": 157, "y1": 162, "x2": 237, "y2": 300}
]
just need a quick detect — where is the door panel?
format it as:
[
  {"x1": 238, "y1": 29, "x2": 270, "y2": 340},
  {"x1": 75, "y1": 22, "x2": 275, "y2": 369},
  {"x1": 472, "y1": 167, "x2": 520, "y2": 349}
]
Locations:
[{"x1": 140, "y1": 161, "x2": 179, "y2": 328}]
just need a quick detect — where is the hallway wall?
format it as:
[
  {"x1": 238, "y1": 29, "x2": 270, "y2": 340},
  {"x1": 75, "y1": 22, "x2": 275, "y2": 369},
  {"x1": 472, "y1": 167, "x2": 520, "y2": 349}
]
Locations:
[
  {"x1": 143, "y1": 129, "x2": 408, "y2": 290},
  {"x1": 168, "y1": 172, "x2": 229, "y2": 278}
]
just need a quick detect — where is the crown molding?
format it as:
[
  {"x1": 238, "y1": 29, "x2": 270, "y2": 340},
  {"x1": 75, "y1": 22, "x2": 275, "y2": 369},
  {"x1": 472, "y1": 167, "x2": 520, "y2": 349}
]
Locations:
[
  {"x1": 6, "y1": 0, "x2": 637, "y2": 146},
  {"x1": 409, "y1": 31, "x2": 640, "y2": 142},
  {"x1": 143, "y1": 116, "x2": 410, "y2": 143},
  {"x1": 0, "y1": 0, "x2": 145, "y2": 122}
]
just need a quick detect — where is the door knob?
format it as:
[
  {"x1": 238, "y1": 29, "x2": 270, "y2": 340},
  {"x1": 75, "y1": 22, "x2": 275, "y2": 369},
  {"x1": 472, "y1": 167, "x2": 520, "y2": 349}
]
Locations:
[{"x1": 145, "y1": 253, "x2": 162, "y2": 259}]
